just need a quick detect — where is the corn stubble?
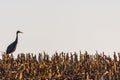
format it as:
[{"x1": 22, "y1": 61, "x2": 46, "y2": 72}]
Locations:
[{"x1": 0, "y1": 51, "x2": 120, "y2": 80}]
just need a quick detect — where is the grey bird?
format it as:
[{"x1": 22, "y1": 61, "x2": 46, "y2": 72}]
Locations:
[{"x1": 6, "y1": 30, "x2": 23, "y2": 54}]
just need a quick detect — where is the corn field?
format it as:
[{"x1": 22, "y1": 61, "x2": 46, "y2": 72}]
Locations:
[{"x1": 0, "y1": 51, "x2": 120, "y2": 80}]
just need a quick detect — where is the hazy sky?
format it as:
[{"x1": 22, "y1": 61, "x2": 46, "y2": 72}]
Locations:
[{"x1": 0, "y1": 0, "x2": 120, "y2": 57}]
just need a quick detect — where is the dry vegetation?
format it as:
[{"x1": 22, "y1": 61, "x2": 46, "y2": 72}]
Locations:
[{"x1": 0, "y1": 51, "x2": 120, "y2": 80}]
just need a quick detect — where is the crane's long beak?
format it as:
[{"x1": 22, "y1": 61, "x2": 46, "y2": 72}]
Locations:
[{"x1": 20, "y1": 31, "x2": 23, "y2": 33}]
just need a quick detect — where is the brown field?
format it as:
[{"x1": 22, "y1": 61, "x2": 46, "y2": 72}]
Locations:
[{"x1": 0, "y1": 51, "x2": 120, "y2": 80}]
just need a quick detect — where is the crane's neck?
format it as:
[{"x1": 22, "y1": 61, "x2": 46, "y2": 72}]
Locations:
[{"x1": 15, "y1": 33, "x2": 18, "y2": 43}]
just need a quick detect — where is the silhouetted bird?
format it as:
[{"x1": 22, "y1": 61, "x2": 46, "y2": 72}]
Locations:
[{"x1": 6, "y1": 30, "x2": 23, "y2": 54}]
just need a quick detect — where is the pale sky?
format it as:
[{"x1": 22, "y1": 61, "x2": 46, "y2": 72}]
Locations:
[{"x1": 0, "y1": 0, "x2": 120, "y2": 57}]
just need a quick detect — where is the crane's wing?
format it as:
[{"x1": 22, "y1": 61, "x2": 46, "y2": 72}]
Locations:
[{"x1": 6, "y1": 41, "x2": 17, "y2": 54}]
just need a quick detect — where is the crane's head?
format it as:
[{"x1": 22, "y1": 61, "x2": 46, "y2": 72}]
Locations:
[{"x1": 17, "y1": 30, "x2": 23, "y2": 34}]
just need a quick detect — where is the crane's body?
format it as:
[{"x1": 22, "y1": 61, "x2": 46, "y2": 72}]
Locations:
[{"x1": 6, "y1": 31, "x2": 23, "y2": 54}]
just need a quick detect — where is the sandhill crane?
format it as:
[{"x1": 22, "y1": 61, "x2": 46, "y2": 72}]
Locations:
[{"x1": 6, "y1": 30, "x2": 23, "y2": 54}]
